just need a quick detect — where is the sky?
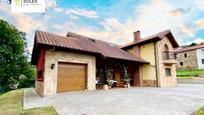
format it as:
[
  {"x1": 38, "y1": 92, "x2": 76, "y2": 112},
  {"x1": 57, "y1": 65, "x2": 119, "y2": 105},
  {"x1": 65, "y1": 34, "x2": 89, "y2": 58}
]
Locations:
[{"x1": 0, "y1": 0, "x2": 204, "y2": 55}]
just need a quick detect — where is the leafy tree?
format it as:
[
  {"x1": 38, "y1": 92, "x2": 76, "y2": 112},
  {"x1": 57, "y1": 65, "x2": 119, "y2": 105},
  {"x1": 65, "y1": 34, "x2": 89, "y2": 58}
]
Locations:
[
  {"x1": 0, "y1": 19, "x2": 35, "y2": 93},
  {"x1": 190, "y1": 43, "x2": 197, "y2": 46}
]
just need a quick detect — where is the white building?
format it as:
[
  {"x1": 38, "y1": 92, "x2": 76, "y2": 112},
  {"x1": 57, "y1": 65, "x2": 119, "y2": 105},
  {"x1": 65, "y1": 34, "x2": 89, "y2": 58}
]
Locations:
[{"x1": 196, "y1": 48, "x2": 204, "y2": 69}]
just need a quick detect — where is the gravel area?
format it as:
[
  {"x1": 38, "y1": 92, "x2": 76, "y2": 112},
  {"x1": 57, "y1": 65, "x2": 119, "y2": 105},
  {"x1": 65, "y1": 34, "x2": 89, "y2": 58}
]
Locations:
[{"x1": 24, "y1": 84, "x2": 204, "y2": 115}]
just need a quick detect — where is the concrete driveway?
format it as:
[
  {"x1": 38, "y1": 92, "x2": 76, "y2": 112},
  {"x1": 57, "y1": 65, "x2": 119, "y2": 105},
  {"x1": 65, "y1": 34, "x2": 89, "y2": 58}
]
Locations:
[{"x1": 24, "y1": 84, "x2": 204, "y2": 115}]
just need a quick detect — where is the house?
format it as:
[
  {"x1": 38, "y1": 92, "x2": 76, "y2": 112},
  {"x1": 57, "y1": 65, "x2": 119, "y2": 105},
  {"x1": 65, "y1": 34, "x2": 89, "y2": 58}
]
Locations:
[
  {"x1": 121, "y1": 30, "x2": 179, "y2": 87},
  {"x1": 176, "y1": 43, "x2": 204, "y2": 70},
  {"x1": 31, "y1": 30, "x2": 179, "y2": 96}
]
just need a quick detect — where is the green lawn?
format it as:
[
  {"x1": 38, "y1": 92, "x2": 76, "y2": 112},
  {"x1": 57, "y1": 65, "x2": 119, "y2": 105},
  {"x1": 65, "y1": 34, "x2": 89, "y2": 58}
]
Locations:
[
  {"x1": 0, "y1": 89, "x2": 58, "y2": 115},
  {"x1": 177, "y1": 69, "x2": 204, "y2": 77},
  {"x1": 196, "y1": 106, "x2": 204, "y2": 115}
]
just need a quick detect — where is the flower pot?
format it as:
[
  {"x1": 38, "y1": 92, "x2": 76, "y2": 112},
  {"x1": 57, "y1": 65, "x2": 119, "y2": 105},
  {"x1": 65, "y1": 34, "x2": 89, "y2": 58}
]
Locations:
[
  {"x1": 124, "y1": 83, "x2": 130, "y2": 88},
  {"x1": 108, "y1": 86, "x2": 112, "y2": 89},
  {"x1": 103, "y1": 85, "x2": 109, "y2": 90},
  {"x1": 127, "y1": 83, "x2": 130, "y2": 88}
]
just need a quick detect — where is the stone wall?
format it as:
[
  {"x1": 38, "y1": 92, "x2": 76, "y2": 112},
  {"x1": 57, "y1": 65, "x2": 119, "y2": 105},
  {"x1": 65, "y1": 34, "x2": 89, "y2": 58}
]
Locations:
[
  {"x1": 177, "y1": 77, "x2": 204, "y2": 84},
  {"x1": 177, "y1": 50, "x2": 198, "y2": 69},
  {"x1": 143, "y1": 80, "x2": 157, "y2": 87},
  {"x1": 156, "y1": 37, "x2": 177, "y2": 87},
  {"x1": 43, "y1": 50, "x2": 96, "y2": 96},
  {"x1": 35, "y1": 81, "x2": 44, "y2": 96}
]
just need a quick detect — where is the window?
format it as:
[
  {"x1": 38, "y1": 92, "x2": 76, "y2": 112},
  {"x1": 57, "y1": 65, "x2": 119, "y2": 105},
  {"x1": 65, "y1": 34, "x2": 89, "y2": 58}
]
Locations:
[
  {"x1": 163, "y1": 44, "x2": 169, "y2": 60},
  {"x1": 165, "y1": 68, "x2": 171, "y2": 76},
  {"x1": 202, "y1": 59, "x2": 204, "y2": 64},
  {"x1": 184, "y1": 53, "x2": 187, "y2": 58},
  {"x1": 180, "y1": 62, "x2": 183, "y2": 66},
  {"x1": 162, "y1": 51, "x2": 169, "y2": 60}
]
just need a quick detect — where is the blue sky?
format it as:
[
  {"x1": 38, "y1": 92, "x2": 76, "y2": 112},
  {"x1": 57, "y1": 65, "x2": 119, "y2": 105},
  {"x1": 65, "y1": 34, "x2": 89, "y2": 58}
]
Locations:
[{"x1": 0, "y1": 0, "x2": 204, "y2": 54}]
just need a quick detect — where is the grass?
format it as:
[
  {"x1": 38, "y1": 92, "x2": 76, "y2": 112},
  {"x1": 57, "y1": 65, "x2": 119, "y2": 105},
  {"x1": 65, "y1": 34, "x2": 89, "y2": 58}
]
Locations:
[
  {"x1": 177, "y1": 76, "x2": 195, "y2": 79},
  {"x1": 0, "y1": 89, "x2": 58, "y2": 115},
  {"x1": 196, "y1": 106, "x2": 204, "y2": 115},
  {"x1": 177, "y1": 69, "x2": 204, "y2": 77}
]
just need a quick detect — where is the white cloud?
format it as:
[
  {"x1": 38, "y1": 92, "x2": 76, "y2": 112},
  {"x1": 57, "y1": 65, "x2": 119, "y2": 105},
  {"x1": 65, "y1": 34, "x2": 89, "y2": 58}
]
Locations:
[
  {"x1": 12, "y1": 14, "x2": 44, "y2": 33},
  {"x1": 135, "y1": 0, "x2": 181, "y2": 36},
  {"x1": 169, "y1": 8, "x2": 189, "y2": 16},
  {"x1": 65, "y1": 8, "x2": 98, "y2": 19},
  {"x1": 54, "y1": 7, "x2": 63, "y2": 12},
  {"x1": 126, "y1": 0, "x2": 198, "y2": 45},
  {"x1": 50, "y1": 0, "x2": 199, "y2": 45},
  {"x1": 46, "y1": 0, "x2": 57, "y2": 10},
  {"x1": 195, "y1": 0, "x2": 204, "y2": 11},
  {"x1": 195, "y1": 18, "x2": 204, "y2": 29},
  {"x1": 0, "y1": 3, "x2": 44, "y2": 34},
  {"x1": 186, "y1": 38, "x2": 204, "y2": 44},
  {"x1": 51, "y1": 17, "x2": 134, "y2": 44},
  {"x1": 178, "y1": 24, "x2": 195, "y2": 37},
  {"x1": 69, "y1": 15, "x2": 79, "y2": 20},
  {"x1": 74, "y1": 0, "x2": 198, "y2": 45},
  {"x1": 193, "y1": 38, "x2": 204, "y2": 43},
  {"x1": 71, "y1": 18, "x2": 137, "y2": 44}
]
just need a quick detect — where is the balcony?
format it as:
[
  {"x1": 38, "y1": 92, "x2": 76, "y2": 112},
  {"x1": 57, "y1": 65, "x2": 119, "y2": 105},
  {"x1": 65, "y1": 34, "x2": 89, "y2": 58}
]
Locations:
[{"x1": 162, "y1": 51, "x2": 177, "y2": 64}]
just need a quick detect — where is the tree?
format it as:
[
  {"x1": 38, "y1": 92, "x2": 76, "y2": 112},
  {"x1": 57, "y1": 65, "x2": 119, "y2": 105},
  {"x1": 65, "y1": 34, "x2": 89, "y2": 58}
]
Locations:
[
  {"x1": 0, "y1": 19, "x2": 35, "y2": 93},
  {"x1": 190, "y1": 43, "x2": 197, "y2": 46}
]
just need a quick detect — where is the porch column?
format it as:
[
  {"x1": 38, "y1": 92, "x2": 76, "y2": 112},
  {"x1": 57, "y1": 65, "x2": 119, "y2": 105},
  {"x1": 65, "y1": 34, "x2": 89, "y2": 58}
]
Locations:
[{"x1": 133, "y1": 64, "x2": 143, "y2": 86}]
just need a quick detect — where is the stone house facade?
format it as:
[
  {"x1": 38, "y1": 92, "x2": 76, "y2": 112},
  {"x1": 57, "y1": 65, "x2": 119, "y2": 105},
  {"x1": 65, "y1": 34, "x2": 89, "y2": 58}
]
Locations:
[
  {"x1": 31, "y1": 30, "x2": 179, "y2": 96},
  {"x1": 176, "y1": 50, "x2": 198, "y2": 69},
  {"x1": 121, "y1": 30, "x2": 178, "y2": 87},
  {"x1": 176, "y1": 44, "x2": 204, "y2": 70}
]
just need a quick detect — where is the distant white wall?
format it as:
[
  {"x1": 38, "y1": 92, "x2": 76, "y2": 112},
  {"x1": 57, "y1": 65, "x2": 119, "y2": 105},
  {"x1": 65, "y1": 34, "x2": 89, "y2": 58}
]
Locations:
[{"x1": 196, "y1": 48, "x2": 204, "y2": 69}]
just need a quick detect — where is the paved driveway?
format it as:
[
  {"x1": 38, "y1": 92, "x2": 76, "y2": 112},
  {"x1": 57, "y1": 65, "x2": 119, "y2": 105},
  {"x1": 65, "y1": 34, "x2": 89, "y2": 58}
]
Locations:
[{"x1": 24, "y1": 84, "x2": 204, "y2": 115}]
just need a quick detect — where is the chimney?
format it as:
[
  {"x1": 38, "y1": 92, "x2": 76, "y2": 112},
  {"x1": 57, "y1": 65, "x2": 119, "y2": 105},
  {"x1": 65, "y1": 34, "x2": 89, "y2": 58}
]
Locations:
[{"x1": 133, "y1": 31, "x2": 140, "y2": 42}]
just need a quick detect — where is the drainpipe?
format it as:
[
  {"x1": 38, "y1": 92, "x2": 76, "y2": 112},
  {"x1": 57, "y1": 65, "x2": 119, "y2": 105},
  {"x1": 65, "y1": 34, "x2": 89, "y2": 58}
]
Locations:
[{"x1": 153, "y1": 42, "x2": 159, "y2": 87}]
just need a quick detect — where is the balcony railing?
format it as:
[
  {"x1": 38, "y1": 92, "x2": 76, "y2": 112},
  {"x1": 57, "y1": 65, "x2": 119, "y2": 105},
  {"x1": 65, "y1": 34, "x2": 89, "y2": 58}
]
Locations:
[{"x1": 162, "y1": 51, "x2": 176, "y2": 60}]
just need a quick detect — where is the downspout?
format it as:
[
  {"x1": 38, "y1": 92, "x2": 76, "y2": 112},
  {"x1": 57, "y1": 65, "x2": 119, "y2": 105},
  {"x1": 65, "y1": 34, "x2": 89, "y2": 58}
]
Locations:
[{"x1": 153, "y1": 42, "x2": 159, "y2": 87}]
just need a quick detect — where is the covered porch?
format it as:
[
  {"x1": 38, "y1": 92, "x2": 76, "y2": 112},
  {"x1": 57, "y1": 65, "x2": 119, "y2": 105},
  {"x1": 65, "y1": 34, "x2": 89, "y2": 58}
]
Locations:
[{"x1": 95, "y1": 57, "x2": 144, "y2": 89}]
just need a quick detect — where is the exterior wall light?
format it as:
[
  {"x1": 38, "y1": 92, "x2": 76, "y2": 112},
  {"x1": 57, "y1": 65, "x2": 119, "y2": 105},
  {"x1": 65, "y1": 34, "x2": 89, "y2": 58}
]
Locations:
[{"x1": 51, "y1": 63, "x2": 55, "y2": 69}]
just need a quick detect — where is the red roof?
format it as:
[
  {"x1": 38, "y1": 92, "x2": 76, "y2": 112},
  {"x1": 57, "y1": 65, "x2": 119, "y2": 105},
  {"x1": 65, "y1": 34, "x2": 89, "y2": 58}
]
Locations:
[
  {"x1": 176, "y1": 44, "x2": 204, "y2": 53},
  {"x1": 120, "y1": 30, "x2": 179, "y2": 49},
  {"x1": 31, "y1": 31, "x2": 148, "y2": 64}
]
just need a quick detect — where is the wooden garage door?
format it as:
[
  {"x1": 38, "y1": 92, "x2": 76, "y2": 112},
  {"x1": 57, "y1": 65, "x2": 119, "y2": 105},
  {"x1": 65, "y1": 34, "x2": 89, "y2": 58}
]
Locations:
[{"x1": 57, "y1": 62, "x2": 86, "y2": 93}]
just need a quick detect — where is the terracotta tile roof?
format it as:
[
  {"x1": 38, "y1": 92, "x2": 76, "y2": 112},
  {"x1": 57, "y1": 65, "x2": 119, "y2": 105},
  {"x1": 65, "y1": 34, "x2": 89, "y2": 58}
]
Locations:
[
  {"x1": 176, "y1": 44, "x2": 204, "y2": 53},
  {"x1": 31, "y1": 30, "x2": 148, "y2": 64},
  {"x1": 120, "y1": 30, "x2": 179, "y2": 49},
  {"x1": 35, "y1": 30, "x2": 100, "y2": 54}
]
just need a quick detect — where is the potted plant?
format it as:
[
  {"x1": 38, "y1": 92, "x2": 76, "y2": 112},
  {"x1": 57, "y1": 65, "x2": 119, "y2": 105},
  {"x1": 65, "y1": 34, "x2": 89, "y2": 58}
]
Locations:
[
  {"x1": 102, "y1": 63, "x2": 109, "y2": 90},
  {"x1": 103, "y1": 84, "x2": 109, "y2": 90},
  {"x1": 107, "y1": 80, "x2": 114, "y2": 89},
  {"x1": 121, "y1": 64, "x2": 131, "y2": 88},
  {"x1": 124, "y1": 77, "x2": 130, "y2": 88}
]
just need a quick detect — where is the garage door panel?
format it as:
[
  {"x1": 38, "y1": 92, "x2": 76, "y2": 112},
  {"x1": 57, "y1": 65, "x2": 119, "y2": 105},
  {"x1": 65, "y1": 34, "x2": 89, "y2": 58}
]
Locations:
[{"x1": 57, "y1": 63, "x2": 86, "y2": 92}]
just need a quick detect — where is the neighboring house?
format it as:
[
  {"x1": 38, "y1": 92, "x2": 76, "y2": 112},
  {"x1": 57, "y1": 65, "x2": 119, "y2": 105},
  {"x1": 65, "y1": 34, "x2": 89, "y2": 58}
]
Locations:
[
  {"x1": 176, "y1": 43, "x2": 204, "y2": 70},
  {"x1": 31, "y1": 30, "x2": 179, "y2": 96},
  {"x1": 121, "y1": 30, "x2": 179, "y2": 87}
]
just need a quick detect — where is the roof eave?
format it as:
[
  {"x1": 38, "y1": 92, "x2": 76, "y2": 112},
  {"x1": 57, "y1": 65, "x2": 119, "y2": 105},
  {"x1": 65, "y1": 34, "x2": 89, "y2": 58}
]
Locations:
[{"x1": 105, "y1": 56, "x2": 149, "y2": 64}]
